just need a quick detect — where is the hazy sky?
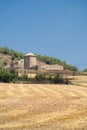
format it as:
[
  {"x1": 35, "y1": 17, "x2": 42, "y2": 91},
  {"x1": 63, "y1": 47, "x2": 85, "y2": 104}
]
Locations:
[{"x1": 0, "y1": 0, "x2": 87, "y2": 70}]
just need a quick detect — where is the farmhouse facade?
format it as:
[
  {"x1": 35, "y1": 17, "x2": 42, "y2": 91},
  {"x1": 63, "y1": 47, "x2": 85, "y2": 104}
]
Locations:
[{"x1": 10, "y1": 52, "x2": 63, "y2": 71}]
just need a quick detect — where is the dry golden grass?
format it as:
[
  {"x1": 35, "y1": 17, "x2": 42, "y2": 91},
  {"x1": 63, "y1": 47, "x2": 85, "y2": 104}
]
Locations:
[
  {"x1": 69, "y1": 76, "x2": 87, "y2": 87},
  {"x1": 0, "y1": 83, "x2": 87, "y2": 130}
]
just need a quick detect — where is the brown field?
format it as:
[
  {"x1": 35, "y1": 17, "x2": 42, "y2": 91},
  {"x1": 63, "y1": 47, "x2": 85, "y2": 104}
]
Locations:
[
  {"x1": 69, "y1": 76, "x2": 87, "y2": 87},
  {"x1": 0, "y1": 83, "x2": 87, "y2": 130}
]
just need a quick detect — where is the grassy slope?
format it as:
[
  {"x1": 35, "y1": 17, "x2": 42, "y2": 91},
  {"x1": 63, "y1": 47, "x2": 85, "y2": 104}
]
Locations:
[{"x1": 0, "y1": 83, "x2": 87, "y2": 130}]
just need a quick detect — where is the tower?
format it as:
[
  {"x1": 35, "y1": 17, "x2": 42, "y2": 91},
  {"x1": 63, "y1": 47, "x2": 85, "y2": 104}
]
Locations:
[{"x1": 24, "y1": 53, "x2": 37, "y2": 70}]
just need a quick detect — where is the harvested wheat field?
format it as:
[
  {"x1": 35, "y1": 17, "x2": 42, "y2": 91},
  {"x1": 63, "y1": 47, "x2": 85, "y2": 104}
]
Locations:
[
  {"x1": 0, "y1": 83, "x2": 87, "y2": 130},
  {"x1": 69, "y1": 76, "x2": 87, "y2": 87}
]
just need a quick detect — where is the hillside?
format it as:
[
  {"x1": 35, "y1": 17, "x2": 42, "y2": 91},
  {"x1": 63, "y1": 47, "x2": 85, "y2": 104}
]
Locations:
[
  {"x1": 0, "y1": 47, "x2": 24, "y2": 68},
  {"x1": 0, "y1": 47, "x2": 78, "y2": 71},
  {"x1": 0, "y1": 83, "x2": 87, "y2": 130},
  {"x1": 0, "y1": 53, "x2": 11, "y2": 67},
  {"x1": 36, "y1": 54, "x2": 78, "y2": 71}
]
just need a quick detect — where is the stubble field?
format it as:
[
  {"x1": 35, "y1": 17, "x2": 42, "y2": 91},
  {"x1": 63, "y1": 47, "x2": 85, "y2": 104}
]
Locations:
[{"x1": 0, "y1": 82, "x2": 87, "y2": 130}]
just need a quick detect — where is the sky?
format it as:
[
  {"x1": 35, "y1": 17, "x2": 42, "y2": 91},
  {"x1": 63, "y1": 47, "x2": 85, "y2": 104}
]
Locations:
[{"x1": 0, "y1": 0, "x2": 87, "y2": 70}]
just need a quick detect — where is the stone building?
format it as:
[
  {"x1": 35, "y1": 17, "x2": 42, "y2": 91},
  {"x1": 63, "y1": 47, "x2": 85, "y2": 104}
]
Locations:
[
  {"x1": 39, "y1": 64, "x2": 63, "y2": 71},
  {"x1": 24, "y1": 53, "x2": 37, "y2": 70},
  {"x1": 9, "y1": 52, "x2": 64, "y2": 71},
  {"x1": 10, "y1": 59, "x2": 24, "y2": 70}
]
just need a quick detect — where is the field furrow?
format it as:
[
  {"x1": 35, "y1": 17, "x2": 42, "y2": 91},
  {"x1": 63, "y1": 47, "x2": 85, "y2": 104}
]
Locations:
[{"x1": 0, "y1": 83, "x2": 87, "y2": 130}]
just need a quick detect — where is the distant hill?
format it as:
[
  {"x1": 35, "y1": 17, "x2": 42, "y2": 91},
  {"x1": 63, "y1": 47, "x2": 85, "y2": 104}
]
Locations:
[{"x1": 0, "y1": 47, "x2": 78, "y2": 71}]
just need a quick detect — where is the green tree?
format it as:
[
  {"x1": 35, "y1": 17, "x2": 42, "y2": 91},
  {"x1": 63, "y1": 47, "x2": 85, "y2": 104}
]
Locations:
[{"x1": 0, "y1": 66, "x2": 18, "y2": 83}]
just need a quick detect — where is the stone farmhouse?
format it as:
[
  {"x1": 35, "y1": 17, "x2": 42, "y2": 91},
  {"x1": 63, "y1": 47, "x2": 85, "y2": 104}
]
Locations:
[{"x1": 11, "y1": 52, "x2": 63, "y2": 71}]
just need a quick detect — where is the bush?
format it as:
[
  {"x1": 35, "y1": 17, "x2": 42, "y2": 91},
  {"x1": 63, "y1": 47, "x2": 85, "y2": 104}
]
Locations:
[
  {"x1": 0, "y1": 66, "x2": 10, "y2": 82},
  {"x1": 64, "y1": 78, "x2": 70, "y2": 84},
  {"x1": 22, "y1": 74, "x2": 29, "y2": 81},
  {"x1": 0, "y1": 66, "x2": 18, "y2": 83},
  {"x1": 52, "y1": 74, "x2": 64, "y2": 84},
  {"x1": 35, "y1": 73, "x2": 46, "y2": 81}
]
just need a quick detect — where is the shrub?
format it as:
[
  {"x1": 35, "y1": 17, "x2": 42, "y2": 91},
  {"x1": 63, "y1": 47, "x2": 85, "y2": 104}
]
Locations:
[
  {"x1": 0, "y1": 66, "x2": 10, "y2": 82},
  {"x1": 0, "y1": 66, "x2": 18, "y2": 83},
  {"x1": 52, "y1": 74, "x2": 64, "y2": 84},
  {"x1": 35, "y1": 73, "x2": 46, "y2": 81},
  {"x1": 22, "y1": 74, "x2": 29, "y2": 81}
]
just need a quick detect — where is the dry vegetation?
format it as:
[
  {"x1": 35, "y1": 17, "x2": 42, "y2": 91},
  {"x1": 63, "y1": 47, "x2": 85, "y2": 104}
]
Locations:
[
  {"x1": 69, "y1": 76, "x2": 87, "y2": 87},
  {"x1": 0, "y1": 83, "x2": 87, "y2": 130}
]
